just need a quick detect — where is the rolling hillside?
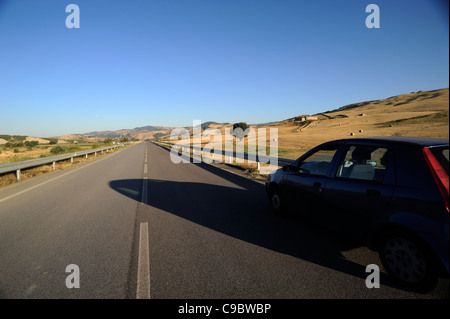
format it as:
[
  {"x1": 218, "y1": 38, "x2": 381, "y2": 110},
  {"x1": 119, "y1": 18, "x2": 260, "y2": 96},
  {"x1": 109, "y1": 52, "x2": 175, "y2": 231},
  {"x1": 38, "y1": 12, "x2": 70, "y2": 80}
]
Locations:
[
  {"x1": 1, "y1": 88, "x2": 448, "y2": 161},
  {"x1": 273, "y1": 88, "x2": 449, "y2": 157},
  {"x1": 168, "y1": 88, "x2": 449, "y2": 160}
]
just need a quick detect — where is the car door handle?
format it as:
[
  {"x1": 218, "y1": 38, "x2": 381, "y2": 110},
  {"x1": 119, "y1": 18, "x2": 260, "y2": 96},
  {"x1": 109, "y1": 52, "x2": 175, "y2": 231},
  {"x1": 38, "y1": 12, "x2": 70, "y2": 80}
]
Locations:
[{"x1": 367, "y1": 189, "x2": 381, "y2": 197}]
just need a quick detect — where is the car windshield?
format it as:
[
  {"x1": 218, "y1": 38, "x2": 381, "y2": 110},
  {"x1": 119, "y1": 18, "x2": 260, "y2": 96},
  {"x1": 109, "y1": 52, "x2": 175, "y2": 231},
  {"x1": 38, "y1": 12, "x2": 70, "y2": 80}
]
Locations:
[{"x1": 430, "y1": 146, "x2": 449, "y2": 175}]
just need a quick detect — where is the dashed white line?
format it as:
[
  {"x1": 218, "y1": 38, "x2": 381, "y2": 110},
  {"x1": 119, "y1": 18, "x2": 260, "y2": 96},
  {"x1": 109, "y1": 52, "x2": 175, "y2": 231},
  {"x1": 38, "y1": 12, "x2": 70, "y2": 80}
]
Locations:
[
  {"x1": 136, "y1": 222, "x2": 150, "y2": 299},
  {"x1": 141, "y1": 148, "x2": 148, "y2": 203},
  {"x1": 141, "y1": 178, "x2": 148, "y2": 204},
  {"x1": 137, "y1": 146, "x2": 150, "y2": 298}
]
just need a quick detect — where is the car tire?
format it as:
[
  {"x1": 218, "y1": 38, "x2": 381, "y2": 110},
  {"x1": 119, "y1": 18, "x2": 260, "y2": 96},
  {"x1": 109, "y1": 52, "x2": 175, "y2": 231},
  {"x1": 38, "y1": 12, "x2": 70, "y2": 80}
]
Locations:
[
  {"x1": 378, "y1": 229, "x2": 438, "y2": 292},
  {"x1": 269, "y1": 187, "x2": 287, "y2": 216}
]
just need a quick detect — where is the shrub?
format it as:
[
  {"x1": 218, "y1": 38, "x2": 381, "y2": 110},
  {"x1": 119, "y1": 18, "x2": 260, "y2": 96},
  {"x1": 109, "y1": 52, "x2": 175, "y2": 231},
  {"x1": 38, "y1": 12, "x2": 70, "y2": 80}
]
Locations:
[
  {"x1": 50, "y1": 145, "x2": 69, "y2": 155},
  {"x1": 153, "y1": 133, "x2": 165, "y2": 139},
  {"x1": 68, "y1": 146, "x2": 81, "y2": 152}
]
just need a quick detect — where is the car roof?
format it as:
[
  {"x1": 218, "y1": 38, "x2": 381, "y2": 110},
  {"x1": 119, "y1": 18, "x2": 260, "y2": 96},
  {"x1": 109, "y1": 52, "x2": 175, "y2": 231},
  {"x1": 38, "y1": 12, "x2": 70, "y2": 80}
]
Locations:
[{"x1": 327, "y1": 136, "x2": 449, "y2": 147}]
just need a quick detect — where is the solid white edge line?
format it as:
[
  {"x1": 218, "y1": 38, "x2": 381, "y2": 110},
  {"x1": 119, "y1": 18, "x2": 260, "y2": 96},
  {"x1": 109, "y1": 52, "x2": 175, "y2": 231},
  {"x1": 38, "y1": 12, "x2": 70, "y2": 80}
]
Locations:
[
  {"x1": 136, "y1": 222, "x2": 150, "y2": 299},
  {"x1": 0, "y1": 149, "x2": 123, "y2": 205}
]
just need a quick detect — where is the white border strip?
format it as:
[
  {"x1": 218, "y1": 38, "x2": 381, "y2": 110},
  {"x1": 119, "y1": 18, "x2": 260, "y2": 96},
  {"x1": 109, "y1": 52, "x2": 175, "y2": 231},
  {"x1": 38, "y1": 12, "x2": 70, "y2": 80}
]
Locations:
[{"x1": 136, "y1": 222, "x2": 150, "y2": 299}]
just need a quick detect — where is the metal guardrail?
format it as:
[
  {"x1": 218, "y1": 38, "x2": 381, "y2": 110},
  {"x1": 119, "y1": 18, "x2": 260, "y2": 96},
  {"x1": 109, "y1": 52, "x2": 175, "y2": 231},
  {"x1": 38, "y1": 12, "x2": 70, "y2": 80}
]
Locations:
[
  {"x1": 0, "y1": 144, "x2": 125, "y2": 180},
  {"x1": 153, "y1": 141, "x2": 295, "y2": 168}
]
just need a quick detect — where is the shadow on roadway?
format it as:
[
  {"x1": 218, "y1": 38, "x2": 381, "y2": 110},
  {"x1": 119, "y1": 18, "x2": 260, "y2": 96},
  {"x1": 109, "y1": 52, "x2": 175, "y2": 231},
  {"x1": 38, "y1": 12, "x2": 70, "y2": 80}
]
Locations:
[{"x1": 109, "y1": 162, "x2": 403, "y2": 290}]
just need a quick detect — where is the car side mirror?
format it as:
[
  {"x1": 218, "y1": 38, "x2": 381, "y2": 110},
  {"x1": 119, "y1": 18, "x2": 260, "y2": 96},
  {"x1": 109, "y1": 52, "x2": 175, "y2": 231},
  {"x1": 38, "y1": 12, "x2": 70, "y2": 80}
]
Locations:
[{"x1": 282, "y1": 165, "x2": 293, "y2": 172}]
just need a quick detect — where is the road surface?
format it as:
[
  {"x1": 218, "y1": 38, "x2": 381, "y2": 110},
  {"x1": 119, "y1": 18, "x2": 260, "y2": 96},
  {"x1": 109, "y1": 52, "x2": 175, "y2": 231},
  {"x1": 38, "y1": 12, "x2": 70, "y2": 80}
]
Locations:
[{"x1": 0, "y1": 142, "x2": 448, "y2": 299}]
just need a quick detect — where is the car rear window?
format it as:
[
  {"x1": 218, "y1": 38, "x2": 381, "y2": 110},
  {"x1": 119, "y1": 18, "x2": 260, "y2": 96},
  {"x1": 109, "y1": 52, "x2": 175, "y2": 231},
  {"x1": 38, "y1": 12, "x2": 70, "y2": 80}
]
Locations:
[
  {"x1": 336, "y1": 145, "x2": 389, "y2": 182},
  {"x1": 430, "y1": 146, "x2": 449, "y2": 175}
]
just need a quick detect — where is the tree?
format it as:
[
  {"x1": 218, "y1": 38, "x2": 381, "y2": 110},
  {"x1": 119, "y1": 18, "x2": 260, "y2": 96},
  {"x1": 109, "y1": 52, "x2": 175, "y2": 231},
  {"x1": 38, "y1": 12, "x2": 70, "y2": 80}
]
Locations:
[{"x1": 232, "y1": 122, "x2": 250, "y2": 140}]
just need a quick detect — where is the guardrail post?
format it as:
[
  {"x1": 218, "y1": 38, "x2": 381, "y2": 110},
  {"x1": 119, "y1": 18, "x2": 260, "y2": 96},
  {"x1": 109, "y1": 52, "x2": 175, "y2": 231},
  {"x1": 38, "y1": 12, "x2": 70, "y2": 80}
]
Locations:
[
  {"x1": 52, "y1": 162, "x2": 56, "y2": 170},
  {"x1": 16, "y1": 169, "x2": 21, "y2": 181},
  {"x1": 85, "y1": 154, "x2": 88, "y2": 159},
  {"x1": 71, "y1": 157, "x2": 74, "y2": 164},
  {"x1": 95, "y1": 151, "x2": 97, "y2": 157}
]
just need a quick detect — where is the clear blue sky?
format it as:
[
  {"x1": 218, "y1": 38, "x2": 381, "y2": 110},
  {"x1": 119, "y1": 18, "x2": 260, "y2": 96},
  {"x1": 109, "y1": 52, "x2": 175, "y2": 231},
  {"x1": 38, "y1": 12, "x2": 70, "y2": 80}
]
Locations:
[{"x1": 0, "y1": 0, "x2": 448, "y2": 137}]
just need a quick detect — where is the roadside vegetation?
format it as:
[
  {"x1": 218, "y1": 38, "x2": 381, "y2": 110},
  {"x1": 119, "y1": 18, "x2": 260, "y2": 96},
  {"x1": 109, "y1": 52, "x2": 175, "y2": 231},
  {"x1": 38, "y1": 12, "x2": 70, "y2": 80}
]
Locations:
[
  {"x1": 0, "y1": 137, "x2": 122, "y2": 165},
  {"x1": 0, "y1": 137, "x2": 131, "y2": 188}
]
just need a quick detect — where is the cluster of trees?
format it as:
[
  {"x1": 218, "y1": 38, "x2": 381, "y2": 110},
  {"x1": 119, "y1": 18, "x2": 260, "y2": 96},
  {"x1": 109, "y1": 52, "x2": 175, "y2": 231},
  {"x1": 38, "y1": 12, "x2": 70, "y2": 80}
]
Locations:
[
  {"x1": 0, "y1": 135, "x2": 27, "y2": 142},
  {"x1": 2, "y1": 140, "x2": 39, "y2": 149}
]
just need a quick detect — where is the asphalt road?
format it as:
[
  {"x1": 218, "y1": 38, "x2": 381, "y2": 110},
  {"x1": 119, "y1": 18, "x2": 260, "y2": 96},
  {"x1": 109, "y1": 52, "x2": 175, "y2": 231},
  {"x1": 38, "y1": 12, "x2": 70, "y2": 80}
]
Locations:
[{"x1": 0, "y1": 142, "x2": 448, "y2": 299}]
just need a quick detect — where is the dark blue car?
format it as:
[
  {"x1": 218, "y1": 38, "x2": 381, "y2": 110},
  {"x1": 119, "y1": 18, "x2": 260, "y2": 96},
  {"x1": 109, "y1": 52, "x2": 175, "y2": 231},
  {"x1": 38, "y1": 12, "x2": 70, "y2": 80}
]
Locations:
[{"x1": 266, "y1": 137, "x2": 449, "y2": 292}]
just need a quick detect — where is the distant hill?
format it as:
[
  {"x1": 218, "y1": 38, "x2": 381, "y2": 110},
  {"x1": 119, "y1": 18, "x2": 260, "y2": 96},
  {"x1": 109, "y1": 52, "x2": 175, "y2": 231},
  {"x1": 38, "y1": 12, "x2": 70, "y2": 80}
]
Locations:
[
  {"x1": 272, "y1": 87, "x2": 449, "y2": 158},
  {"x1": 133, "y1": 125, "x2": 166, "y2": 132},
  {"x1": 82, "y1": 125, "x2": 170, "y2": 140},
  {"x1": 2, "y1": 88, "x2": 447, "y2": 151},
  {"x1": 83, "y1": 88, "x2": 449, "y2": 148},
  {"x1": 165, "y1": 87, "x2": 448, "y2": 160},
  {"x1": 0, "y1": 135, "x2": 50, "y2": 144},
  {"x1": 318, "y1": 88, "x2": 447, "y2": 115}
]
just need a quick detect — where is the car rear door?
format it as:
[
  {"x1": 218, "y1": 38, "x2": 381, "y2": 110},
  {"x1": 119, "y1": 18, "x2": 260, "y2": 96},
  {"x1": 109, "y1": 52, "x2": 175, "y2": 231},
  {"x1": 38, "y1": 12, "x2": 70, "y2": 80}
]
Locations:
[{"x1": 321, "y1": 142, "x2": 395, "y2": 241}]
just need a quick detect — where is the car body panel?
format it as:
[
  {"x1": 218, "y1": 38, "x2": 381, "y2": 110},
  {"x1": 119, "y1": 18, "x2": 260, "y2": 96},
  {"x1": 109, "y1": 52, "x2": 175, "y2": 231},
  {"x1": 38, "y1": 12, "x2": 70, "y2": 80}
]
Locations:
[{"x1": 266, "y1": 137, "x2": 449, "y2": 278}]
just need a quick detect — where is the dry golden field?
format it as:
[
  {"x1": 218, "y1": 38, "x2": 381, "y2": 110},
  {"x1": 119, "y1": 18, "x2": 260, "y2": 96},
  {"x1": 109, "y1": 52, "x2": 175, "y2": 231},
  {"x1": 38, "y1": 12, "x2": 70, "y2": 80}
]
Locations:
[
  {"x1": 274, "y1": 88, "x2": 448, "y2": 157},
  {"x1": 170, "y1": 88, "x2": 449, "y2": 160}
]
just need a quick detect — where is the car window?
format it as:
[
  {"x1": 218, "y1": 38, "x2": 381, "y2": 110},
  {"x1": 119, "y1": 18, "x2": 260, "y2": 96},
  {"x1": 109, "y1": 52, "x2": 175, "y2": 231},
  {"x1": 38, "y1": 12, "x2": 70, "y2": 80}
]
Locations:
[
  {"x1": 297, "y1": 145, "x2": 339, "y2": 177},
  {"x1": 336, "y1": 145, "x2": 389, "y2": 182}
]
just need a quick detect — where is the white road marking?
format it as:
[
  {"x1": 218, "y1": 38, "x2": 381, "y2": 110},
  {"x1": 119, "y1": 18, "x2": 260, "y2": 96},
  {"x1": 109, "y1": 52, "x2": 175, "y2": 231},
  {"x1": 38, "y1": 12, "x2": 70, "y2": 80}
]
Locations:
[
  {"x1": 141, "y1": 147, "x2": 148, "y2": 203},
  {"x1": 136, "y1": 222, "x2": 150, "y2": 299},
  {"x1": 0, "y1": 153, "x2": 116, "y2": 205},
  {"x1": 141, "y1": 178, "x2": 148, "y2": 204}
]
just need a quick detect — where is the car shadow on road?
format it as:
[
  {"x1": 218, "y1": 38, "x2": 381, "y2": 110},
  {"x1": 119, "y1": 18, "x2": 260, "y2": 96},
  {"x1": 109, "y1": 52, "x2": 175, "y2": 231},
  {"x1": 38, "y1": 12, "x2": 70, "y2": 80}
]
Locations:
[{"x1": 109, "y1": 164, "x2": 406, "y2": 292}]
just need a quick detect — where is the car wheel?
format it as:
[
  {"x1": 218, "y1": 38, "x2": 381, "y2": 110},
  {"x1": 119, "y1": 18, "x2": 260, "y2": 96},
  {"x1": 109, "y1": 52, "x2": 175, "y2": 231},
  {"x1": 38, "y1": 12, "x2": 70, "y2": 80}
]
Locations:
[
  {"x1": 269, "y1": 187, "x2": 286, "y2": 216},
  {"x1": 378, "y1": 230, "x2": 438, "y2": 292}
]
